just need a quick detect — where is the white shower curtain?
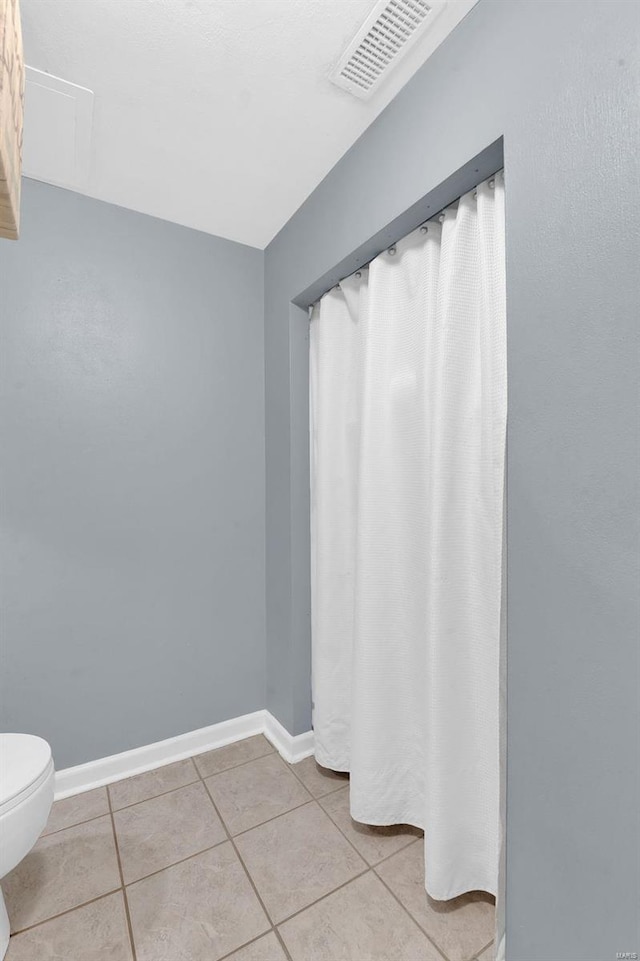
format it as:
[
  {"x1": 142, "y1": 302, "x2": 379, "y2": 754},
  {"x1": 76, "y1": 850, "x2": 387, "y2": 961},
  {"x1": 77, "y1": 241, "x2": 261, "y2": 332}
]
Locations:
[{"x1": 310, "y1": 174, "x2": 506, "y2": 900}]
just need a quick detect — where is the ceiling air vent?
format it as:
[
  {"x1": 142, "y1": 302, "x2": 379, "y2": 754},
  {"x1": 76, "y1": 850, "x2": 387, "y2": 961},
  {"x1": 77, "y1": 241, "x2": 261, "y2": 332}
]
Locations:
[{"x1": 330, "y1": 0, "x2": 446, "y2": 100}]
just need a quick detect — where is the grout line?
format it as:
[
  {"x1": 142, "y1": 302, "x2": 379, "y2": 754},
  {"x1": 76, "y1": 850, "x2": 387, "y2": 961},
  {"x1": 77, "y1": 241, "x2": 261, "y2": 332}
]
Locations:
[
  {"x1": 272, "y1": 925, "x2": 294, "y2": 961},
  {"x1": 275, "y1": 865, "x2": 370, "y2": 928},
  {"x1": 475, "y1": 938, "x2": 495, "y2": 959},
  {"x1": 202, "y1": 751, "x2": 313, "y2": 798},
  {"x1": 297, "y1": 778, "x2": 449, "y2": 961},
  {"x1": 216, "y1": 929, "x2": 281, "y2": 961},
  {"x1": 53, "y1": 743, "x2": 276, "y2": 822},
  {"x1": 199, "y1": 756, "x2": 372, "y2": 946},
  {"x1": 200, "y1": 749, "x2": 426, "y2": 945},
  {"x1": 40, "y1": 808, "x2": 113, "y2": 838},
  {"x1": 107, "y1": 783, "x2": 138, "y2": 961},
  {"x1": 45, "y1": 766, "x2": 204, "y2": 831},
  {"x1": 108, "y1": 776, "x2": 201, "y2": 814},
  {"x1": 201, "y1": 754, "x2": 426, "y2": 958},
  {"x1": 9, "y1": 888, "x2": 123, "y2": 937},
  {"x1": 290, "y1": 774, "x2": 409, "y2": 875},
  {"x1": 215, "y1": 931, "x2": 264, "y2": 961},
  {"x1": 317, "y1": 793, "x2": 423, "y2": 868},
  {"x1": 17, "y1": 750, "x2": 281, "y2": 948},
  {"x1": 283, "y1": 758, "x2": 468, "y2": 961},
  {"x1": 373, "y1": 869, "x2": 450, "y2": 961},
  {"x1": 285, "y1": 758, "x2": 349, "y2": 800},
  {"x1": 108, "y1": 750, "x2": 280, "y2": 817},
  {"x1": 113, "y1": 774, "x2": 317, "y2": 891},
  {"x1": 196, "y1": 759, "x2": 294, "y2": 961},
  {"x1": 123, "y1": 839, "x2": 229, "y2": 888},
  {"x1": 370, "y1": 835, "x2": 422, "y2": 868},
  {"x1": 111, "y1": 748, "x2": 275, "y2": 809},
  {"x1": 109, "y1": 751, "x2": 299, "y2": 819},
  {"x1": 229, "y1": 798, "x2": 316, "y2": 840},
  {"x1": 193, "y1": 744, "x2": 276, "y2": 780}
]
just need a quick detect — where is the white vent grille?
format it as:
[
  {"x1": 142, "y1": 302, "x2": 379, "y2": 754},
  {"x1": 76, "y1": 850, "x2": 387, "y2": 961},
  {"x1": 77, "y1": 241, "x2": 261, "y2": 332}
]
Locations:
[{"x1": 330, "y1": 0, "x2": 446, "y2": 100}]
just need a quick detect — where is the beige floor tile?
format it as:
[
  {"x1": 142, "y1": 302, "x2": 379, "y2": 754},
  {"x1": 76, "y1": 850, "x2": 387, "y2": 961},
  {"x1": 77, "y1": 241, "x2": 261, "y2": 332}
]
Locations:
[
  {"x1": 224, "y1": 932, "x2": 288, "y2": 961},
  {"x1": 6, "y1": 892, "x2": 133, "y2": 961},
  {"x1": 109, "y1": 759, "x2": 198, "y2": 810},
  {"x1": 376, "y1": 843, "x2": 495, "y2": 961},
  {"x1": 205, "y1": 754, "x2": 310, "y2": 835},
  {"x1": 194, "y1": 735, "x2": 274, "y2": 779},
  {"x1": 3, "y1": 815, "x2": 121, "y2": 932},
  {"x1": 475, "y1": 943, "x2": 495, "y2": 961},
  {"x1": 42, "y1": 787, "x2": 110, "y2": 836},
  {"x1": 320, "y1": 786, "x2": 423, "y2": 866},
  {"x1": 235, "y1": 802, "x2": 365, "y2": 923},
  {"x1": 127, "y1": 842, "x2": 270, "y2": 961},
  {"x1": 279, "y1": 872, "x2": 442, "y2": 961},
  {"x1": 289, "y1": 756, "x2": 348, "y2": 798},
  {"x1": 113, "y1": 781, "x2": 226, "y2": 883}
]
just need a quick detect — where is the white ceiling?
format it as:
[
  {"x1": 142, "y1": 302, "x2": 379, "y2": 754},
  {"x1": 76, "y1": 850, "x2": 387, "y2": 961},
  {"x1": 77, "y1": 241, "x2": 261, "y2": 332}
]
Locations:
[{"x1": 21, "y1": 0, "x2": 477, "y2": 249}]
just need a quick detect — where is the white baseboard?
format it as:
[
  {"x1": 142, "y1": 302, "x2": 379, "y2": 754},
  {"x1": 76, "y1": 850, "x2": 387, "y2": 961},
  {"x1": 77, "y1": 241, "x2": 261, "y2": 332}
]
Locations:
[
  {"x1": 263, "y1": 712, "x2": 315, "y2": 765},
  {"x1": 54, "y1": 711, "x2": 314, "y2": 800}
]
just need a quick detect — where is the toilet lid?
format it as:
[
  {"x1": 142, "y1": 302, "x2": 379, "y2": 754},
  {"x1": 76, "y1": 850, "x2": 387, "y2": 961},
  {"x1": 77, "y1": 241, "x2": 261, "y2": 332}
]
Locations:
[{"x1": 0, "y1": 734, "x2": 53, "y2": 807}]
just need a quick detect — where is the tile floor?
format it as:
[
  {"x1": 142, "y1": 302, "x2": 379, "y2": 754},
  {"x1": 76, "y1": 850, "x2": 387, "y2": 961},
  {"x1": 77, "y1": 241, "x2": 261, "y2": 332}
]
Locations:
[{"x1": 3, "y1": 735, "x2": 495, "y2": 961}]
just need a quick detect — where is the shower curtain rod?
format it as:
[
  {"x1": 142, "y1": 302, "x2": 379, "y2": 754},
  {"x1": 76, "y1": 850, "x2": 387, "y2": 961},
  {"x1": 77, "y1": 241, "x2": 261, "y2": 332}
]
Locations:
[{"x1": 311, "y1": 169, "x2": 505, "y2": 309}]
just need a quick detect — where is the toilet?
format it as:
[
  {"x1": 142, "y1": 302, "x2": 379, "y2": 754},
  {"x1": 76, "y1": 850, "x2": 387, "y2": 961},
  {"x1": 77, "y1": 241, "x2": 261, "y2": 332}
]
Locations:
[{"x1": 0, "y1": 734, "x2": 54, "y2": 957}]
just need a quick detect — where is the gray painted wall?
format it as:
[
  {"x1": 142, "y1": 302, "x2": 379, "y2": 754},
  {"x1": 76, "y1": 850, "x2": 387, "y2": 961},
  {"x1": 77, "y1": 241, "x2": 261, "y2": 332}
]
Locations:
[
  {"x1": 1, "y1": 179, "x2": 266, "y2": 769},
  {"x1": 264, "y1": 2, "x2": 639, "y2": 959}
]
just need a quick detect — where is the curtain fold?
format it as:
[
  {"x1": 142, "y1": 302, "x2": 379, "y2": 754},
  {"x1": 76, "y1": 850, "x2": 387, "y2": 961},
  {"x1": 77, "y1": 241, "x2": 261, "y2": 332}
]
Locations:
[{"x1": 310, "y1": 174, "x2": 506, "y2": 900}]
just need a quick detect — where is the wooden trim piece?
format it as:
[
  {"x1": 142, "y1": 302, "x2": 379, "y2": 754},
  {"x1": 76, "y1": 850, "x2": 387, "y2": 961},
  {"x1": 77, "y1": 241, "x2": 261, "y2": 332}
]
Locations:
[{"x1": 0, "y1": 0, "x2": 24, "y2": 241}]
